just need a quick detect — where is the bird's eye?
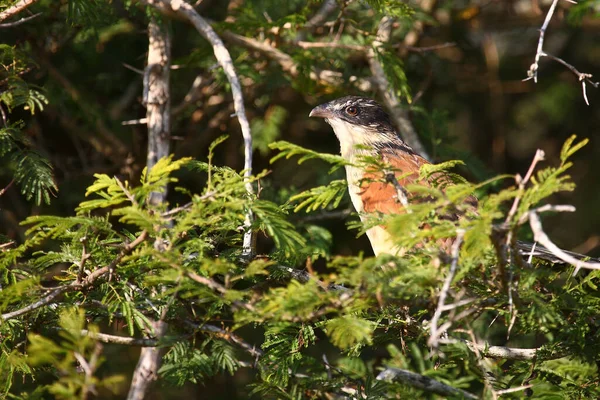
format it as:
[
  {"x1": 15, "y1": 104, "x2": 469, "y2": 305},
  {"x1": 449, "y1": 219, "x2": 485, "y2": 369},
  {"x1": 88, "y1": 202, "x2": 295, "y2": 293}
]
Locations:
[{"x1": 345, "y1": 106, "x2": 358, "y2": 116}]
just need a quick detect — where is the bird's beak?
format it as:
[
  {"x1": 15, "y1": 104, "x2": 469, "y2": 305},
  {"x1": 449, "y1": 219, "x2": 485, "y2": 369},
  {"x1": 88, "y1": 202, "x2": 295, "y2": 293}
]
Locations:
[{"x1": 309, "y1": 103, "x2": 333, "y2": 119}]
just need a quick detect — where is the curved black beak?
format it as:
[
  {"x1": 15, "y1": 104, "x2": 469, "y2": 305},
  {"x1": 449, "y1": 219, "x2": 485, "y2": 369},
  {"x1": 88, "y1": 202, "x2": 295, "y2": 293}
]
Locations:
[{"x1": 309, "y1": 103, "x2": 333, "y2": 119}]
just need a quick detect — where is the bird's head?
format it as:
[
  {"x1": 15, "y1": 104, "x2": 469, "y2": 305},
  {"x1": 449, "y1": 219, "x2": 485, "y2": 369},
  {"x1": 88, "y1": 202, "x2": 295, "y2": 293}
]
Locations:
[{"x1": 309, "y1": 96, "x2": 406, "y2": 158}]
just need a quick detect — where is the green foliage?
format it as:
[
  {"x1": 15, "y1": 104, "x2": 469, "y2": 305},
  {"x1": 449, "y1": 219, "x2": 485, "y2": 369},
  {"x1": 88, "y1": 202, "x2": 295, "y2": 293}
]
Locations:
[
  {"x1": 252, "y1": 105, "x2": 288, "y2": 155},
  {"x1": 0, "y1": 124, "x2": 57, "y2": 205},
  {"x1": 1, "y1": 0, "x2": 599, "y2": 398}
]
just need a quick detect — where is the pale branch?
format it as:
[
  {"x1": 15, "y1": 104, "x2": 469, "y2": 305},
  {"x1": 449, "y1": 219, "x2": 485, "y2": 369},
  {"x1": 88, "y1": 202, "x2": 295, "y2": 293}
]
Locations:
[
  {"x1": 194, "y1": 323, "x2": 264, "y2": 359},
  {"x1": 528, "y1": 210, "x2": 600, "y2": 274},
  {"x1": 304, "y1": 0, "x2": 337, "y2": 31},
  {"x1": 0, "y1": 0, "x2": 38, "y2": 23},
  {"x1": 368, "y1": 16, "x2": 430, "y2": 160},
  {"x1": 495, "y1": 385, "x2": 534, "y2": 396},
  {"x1": 384, "y1": 172, "x2": 411, "y2": 212},
  {"x1": 142, "y1": 0, "x2": 255, "y2": 259},
  {"x1": 376, "y1": 367, "x2": 478, "y2": 399},
  {"x1": 505, "y1": 149, "x2": 545, "y2": 225},
  {"x1": 126, "y1": 21, "x2": 172, "y2": 400},
  {"x1": 82, "y1": 330, "x2": 160, "y2": 347},
  {"x1": 1, "y1": 230, "x2": 148, "y2": 322},
  {"x1": 127, "y1": 320, "x2": 167, "y2": 400},
  {"x1": 0, "y1": 11, "x2": 40, "y2": 27},
  {"x1": 461, "y1": 340, "x2": 568, "y2": 361},
  {"x1": 221, "y1": 30, "x2": 373, "y2": 91},
  {"x1": 525, "y1": 0, "x2": 597, "y2": 104},
  {"x1": 145, "y1": 18, "x2": 172, "y2": 206},
  {"x1": 428, "y1": 228, "x2": 465, "y2": 348},
  {"x1": 516, "y1": 204, "x2": 575, "y2": 225},
  {"x1": 172, "y1": 75, "x2": 204, "y2": 115}
]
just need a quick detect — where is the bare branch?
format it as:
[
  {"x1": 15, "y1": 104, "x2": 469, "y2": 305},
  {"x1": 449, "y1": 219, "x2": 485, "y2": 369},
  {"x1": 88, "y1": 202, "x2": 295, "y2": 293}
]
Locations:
[
  {"x1": 461, "y1": 340, "x2": 568, "y2": 361},
  {"x1": 0, "y1": 0, "x2": 38, "y2": 23},
  {"x1": 528, "y1": 210, "x2": 600, "y2": 274},
  {"x1": 142, "y1": 0, "x2": 255, "y2": 259},
  {"x1": 82, "y1": 330, "x2": 160, "y2": 347},
  {"x1": 526, "y1": 0, "x2": 597, "y2": 104},
  {"x1": 505, "y1": 149, "x2": 545, "y2": 225},
  {"x1": 221, "y1": 30, "x2": 373, "y2": 91},
  {"x1": 368, "y1": 16, "x2": 430, "y2": 160},
  {"x1": 0, "y1": 11, "x2": 40, "y2": 28},
  {"x1": 127, "y1": 320, "x2": 167, "y2": 400},
  {"x1": 304, "y1": 0, "x2": 337, "y2": 31},
  {"x1": 384, "y1": 172, "x2": 411, "y2": 212},
  {"x1": 1, "y1": 230, "x2": 148, "y2": 322},
  {"x1": 145, "y1": 19, "x2": 172, "y2": 206},
  {"x1": 377, "y1": 367, "x2": 478, "y2": 399},
  {"x1": 429, "y1": 228, "x2": 465, "y2": 348}
]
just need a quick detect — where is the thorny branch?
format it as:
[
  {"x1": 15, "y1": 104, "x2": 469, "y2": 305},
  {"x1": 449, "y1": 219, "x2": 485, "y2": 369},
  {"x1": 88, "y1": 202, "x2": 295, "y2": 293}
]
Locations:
[{"x1": 525, "y1": 0, "x2": 598, "y2": 104}]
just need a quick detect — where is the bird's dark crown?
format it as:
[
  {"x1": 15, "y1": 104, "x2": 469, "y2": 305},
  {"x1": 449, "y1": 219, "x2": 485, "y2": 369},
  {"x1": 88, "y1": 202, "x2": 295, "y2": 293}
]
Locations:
[
  {"x1": 311, "y1": 96, "x2": 394, "y2": 132},
  {"x1": 310, "y1": 96, "x2": 416, "y2": 156}
]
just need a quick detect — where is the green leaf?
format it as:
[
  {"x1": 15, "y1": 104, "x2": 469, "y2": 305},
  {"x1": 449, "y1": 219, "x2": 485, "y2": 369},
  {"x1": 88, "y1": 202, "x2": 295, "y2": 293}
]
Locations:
[{"x1": 326, "y1": 316, "x2": 376, "y2": 349}]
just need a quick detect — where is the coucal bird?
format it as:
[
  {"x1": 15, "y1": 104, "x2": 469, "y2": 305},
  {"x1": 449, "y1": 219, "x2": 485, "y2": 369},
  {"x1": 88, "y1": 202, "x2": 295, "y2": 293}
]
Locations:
[{"x1": 309, "y1": 95, "x2": 597, "y2": 263}]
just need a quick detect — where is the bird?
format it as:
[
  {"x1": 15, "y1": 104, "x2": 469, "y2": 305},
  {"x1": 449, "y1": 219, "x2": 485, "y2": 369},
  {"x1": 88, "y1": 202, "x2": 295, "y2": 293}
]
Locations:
[{"x1": 309, "y1": 95, "x2": 597, "y2": 263}]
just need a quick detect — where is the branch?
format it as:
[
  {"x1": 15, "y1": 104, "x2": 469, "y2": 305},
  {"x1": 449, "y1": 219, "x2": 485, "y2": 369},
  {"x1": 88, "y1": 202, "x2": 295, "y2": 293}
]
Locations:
[
  {"x1": 428, "y1": 228, "x2": 465, "y2": 348},
  {"x1": 377, "y1": 367, "x2": 478, "y2": 399},
  {"x1": 0, "y1": 0, "x2": 38, "y2": 23},
  {"x1": 142, "y1": 0, "x2": 255, "y2": 259},
  {"x1": 368, "y1": 16, "x2": 430, "y2": 160},
  {"x1": 1, "y1": 230, "x2": 148, "y2": 322},
  {"x1": 145, "y1": 18, "x2": 171, "y2": 206},
  {"x1": 384, "y1": 172, "x2": 411, "y2": 212},
  {"x1": 462, "y1": 340, "x2": 568, "y2": 361},
  {"x1": 528, "y1": 210, "x2": 600, "y2": 274},
  {"x1": 221, "y1": 30, "x2": 373, "y2": 92},
  {"x1": 0, "y1": 11, "x2": 40, "y2": 27},
  {"x1": 525, "y1": 0, "x2": 597, "y2": 104},
  {"x1": 82, "y1": 330, "x2": 161, "y2": 347}
]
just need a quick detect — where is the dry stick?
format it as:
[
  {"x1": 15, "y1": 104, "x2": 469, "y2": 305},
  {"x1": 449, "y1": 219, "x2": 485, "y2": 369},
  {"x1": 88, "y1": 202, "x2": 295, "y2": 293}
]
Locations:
[
  {"x1": 0, "y1": 0, "x2": 38, "y2": 23},
  {"x1": 376, "y1": 367, "x2": 478, "y2": 399},
  {"x1": 503, "y1": 149, "x2": 545, "y2": 336},
  {"x1": 0, "y1": 11, "x2": 40, "y2": 28},
  {"x1": 143, "y1": 0, "x2": 255, "y2": 259},
  {"x1": 126, "y1": 19, "x2": 172, "y2": 400},
  {"x1": 384, "y1": 172, "x2": 411, "y2": 212},
  {"x1": 1, "y1": 230, "x2": 148, "y2": 322},
  {"x1": 428, "y1": 228, "x2": 465, "y2": 348},
  {"x1": 368, "y1": 16, "x2": 430, "y2": 160},
  {"x1": 526, "y1": 0, "x2": 597, "y2": 104},
  {"x1": 528, "y1": 210, "x2": 600, "y2": 275},
  {"x1": 460, "y1": 340, "x2": 567, "y2": 361}
]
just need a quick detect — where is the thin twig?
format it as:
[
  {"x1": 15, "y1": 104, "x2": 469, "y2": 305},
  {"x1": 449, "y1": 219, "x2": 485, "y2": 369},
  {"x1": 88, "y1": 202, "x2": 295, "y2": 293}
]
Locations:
[
  {"x1": 221, "y1": 30, "x2": 373, "y2": 91},
  {"x1": 525, "y1": 0, "x2": 597, "y2": 104},
  {"x1": 0, "y1": 0, "x2": 39, "y2": 23},
  {"x1": 428, "y1": 229, "x2": 466, "y2": 348},
  {"x1": 1, "y1": 230, "x2": 148, "y2": 322},
  {"x1": 0, "y1": 11, "x2": 40, "y2": 28},
  {"x1": 384, "y1": 172, "x2": 411, "y2": 212},
  {"x1": 142, "y1": 0, "x2": 256, "y2": 259},
  {"x1": 376, "y1": 367, "x2": 478, "y2": 399}
]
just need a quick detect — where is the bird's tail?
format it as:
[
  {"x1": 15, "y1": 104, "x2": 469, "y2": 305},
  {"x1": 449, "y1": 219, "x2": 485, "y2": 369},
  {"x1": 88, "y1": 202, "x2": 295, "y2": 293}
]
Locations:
[{"x1": 516, "y1": 240, "x2": 600, "y2": 264}]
